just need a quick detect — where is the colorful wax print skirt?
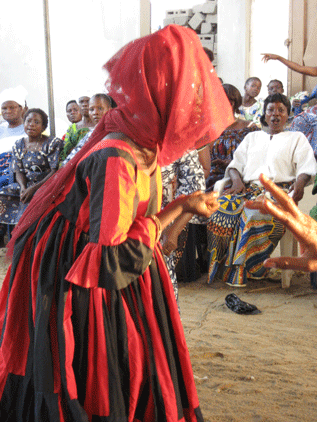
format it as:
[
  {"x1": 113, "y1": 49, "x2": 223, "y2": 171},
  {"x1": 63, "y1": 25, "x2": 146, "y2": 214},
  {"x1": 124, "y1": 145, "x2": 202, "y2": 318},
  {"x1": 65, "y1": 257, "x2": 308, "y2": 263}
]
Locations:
[{"x1": 207, "y1": 183, "x2": 289, "y2": 286}]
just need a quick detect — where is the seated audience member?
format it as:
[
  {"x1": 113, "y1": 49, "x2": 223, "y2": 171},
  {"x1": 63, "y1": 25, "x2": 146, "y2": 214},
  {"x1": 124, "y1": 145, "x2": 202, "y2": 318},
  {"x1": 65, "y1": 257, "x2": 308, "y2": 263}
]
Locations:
[
  {"x1": 60, "y1": 100, "x2": 83, "y2": 143},
  {"x1": 290, "y1": 104, "x2": 317, "y2": 159},
  {"x1": 266, "y1": 79, "x2": 309, "y2": 120},
  {"x1": 267, "y1": 79, "x2": 308, "y2": 110},
  {"x1": 207, "y1": 93, "x2": 316, "y2": 287},
  {"x1": 65, "y1": 100, "x2": 82, "y2": 125},
  {"x1": 0, "y1": 86, "x2": 28, "y2": 187},
  {"x1": 61, "y1": 93, "x2": 114, "y2": 166},
  {"x1": 267, "y1": 79, "x2": 284, "y2": 95},
  {"x1": 0, "y1": 108, "x2": 63, "y2": 238},
  {"x1": 77, "y1": 95, "x2": 94, "y2": 129},
  {"x1": 206, "y1": 84, "x2": 260, "y2": 191},
  {"x1": 59, "y1": 95, "x2": 95, "y2": 162},
  {"x1": 239, "y1": 77, "x2": 263, "y2": 127}
]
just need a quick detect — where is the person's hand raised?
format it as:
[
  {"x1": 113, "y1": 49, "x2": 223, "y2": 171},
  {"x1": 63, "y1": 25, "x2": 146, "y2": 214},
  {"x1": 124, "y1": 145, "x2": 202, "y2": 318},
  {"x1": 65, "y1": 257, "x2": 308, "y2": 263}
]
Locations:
[
  {"x1": 245, "y1": 174, "x2": 317, "y2": 272},
  {"x1": 261, "y1": 53, "x2": 279, "y2": 63}
]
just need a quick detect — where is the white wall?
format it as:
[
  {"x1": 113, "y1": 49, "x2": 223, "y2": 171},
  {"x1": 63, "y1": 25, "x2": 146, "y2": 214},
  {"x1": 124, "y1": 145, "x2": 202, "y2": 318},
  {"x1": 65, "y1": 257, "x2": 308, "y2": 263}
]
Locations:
[
  {"x1": 217, "y1": 0, "x2": 251, "y2": 92},
  {"x1": 249, "y1": 0, "x2": 289, "y2": 99},
  {"x1": 0, "y1": 0, "x2": 148, "y2": 137}
]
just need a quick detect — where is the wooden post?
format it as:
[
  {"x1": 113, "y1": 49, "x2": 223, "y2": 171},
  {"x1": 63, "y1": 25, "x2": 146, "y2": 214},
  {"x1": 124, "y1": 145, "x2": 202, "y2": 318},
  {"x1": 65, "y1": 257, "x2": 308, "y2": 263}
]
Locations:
[
  {"x1": 288, "y1": 0, "x2": 306, "y2": 96},
  {"x1": 43, "y1": 0, "x2": 56, "y2": 137}
]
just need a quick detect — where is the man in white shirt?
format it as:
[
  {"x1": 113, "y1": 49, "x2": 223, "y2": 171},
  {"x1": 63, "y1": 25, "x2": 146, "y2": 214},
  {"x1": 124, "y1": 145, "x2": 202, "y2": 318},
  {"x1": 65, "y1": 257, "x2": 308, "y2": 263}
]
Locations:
[
  {"x1": 0, "y1": 85, "x2": 27, "y2": 150},
  {"x1": 0, "y1": 86, "x2": 27, "y2": 246}
]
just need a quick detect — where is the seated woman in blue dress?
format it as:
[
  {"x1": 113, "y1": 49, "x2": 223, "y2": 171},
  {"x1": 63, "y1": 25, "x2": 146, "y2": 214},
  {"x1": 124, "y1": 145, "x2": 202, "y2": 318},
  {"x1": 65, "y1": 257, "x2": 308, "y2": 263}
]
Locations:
[{"x1": 0, "y1": 108, "x2": 63, "y2": 229}]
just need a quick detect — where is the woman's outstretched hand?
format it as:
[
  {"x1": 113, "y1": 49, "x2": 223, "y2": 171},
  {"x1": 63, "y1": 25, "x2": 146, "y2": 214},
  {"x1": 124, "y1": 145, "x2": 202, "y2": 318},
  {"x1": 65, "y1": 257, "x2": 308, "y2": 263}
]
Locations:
[
  {"x1": 183, "y1": 190, "x2": 219, "y2": 217},
  {"x1": 244, "y1": 174, "x2": 317, "y2": 272},
  {"x1": 261, "y1": 53, "x2": 280, "y2": 63}
]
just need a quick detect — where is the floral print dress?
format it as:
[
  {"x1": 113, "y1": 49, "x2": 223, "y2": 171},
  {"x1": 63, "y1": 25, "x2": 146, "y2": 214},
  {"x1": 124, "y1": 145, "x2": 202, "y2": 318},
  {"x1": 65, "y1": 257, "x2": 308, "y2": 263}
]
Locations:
[
  {"x1": 0, "y1": 136, "x2": 63, "y2": 224},
  {"x1": 161, "y1": 150, "x2": 206, "y2": 305}
]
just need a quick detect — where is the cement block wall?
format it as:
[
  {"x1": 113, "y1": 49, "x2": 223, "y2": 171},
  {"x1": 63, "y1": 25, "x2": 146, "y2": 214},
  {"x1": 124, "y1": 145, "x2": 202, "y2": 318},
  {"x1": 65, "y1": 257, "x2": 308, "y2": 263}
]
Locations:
[{"x1": 163, "y1": 0, "x2": 218, "y2": 70}]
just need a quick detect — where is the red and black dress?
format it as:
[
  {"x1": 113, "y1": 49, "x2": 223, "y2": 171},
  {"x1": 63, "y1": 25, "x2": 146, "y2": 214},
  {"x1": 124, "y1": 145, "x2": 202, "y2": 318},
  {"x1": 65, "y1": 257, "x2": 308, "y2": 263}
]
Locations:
[{"x1": 0, "y1": 139, "x2": 203, "y2": 422}]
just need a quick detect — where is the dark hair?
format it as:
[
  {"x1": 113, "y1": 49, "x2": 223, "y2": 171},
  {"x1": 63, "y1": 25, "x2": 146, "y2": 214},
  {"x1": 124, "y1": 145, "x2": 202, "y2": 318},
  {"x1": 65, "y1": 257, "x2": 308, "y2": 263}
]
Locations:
[
  {"x1": 66, "y1": 100, "x2": 78, "y2": 110},
  {"x1": 267, "y1": 79, "x2": 284, "y2": 89},
  {"x1": 222, "y1": 84, "x2": 242, "y2": 114},
  {"x1": 244, "y1": 76, "x2": 261, "y2": 89},
  {"x1": 90, "y1": 93, "x2": 117, "y2": 108},
  {"x1": 260, "y1": 93, "x2": 291, "y2": 126},
  {"x1": 23, "y1": 108, "x2": 48, "y2": 130},
  {"x1": 203, "y1": 47, "x2": 214, "y2": 63}
]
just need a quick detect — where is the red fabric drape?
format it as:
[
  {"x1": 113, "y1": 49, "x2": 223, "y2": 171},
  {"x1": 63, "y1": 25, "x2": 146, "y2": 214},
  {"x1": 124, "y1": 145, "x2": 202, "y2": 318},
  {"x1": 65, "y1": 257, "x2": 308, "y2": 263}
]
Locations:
[{"x1": 7, "y1": 24, "x2": 233, "y2": 256}]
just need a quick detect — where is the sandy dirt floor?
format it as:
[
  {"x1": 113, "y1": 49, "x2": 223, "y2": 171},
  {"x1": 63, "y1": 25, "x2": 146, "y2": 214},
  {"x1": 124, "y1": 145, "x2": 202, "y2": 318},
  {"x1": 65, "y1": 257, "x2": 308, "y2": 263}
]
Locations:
[
  {"x1": 180, "y1": 189, "x2": 317, "y2": 422},
  {"x1": 179, "y1": 273, "x2": 317, "y2": 422},
  {"x1": 0, "y1": 191, "x2": 316, "y2": 421}
]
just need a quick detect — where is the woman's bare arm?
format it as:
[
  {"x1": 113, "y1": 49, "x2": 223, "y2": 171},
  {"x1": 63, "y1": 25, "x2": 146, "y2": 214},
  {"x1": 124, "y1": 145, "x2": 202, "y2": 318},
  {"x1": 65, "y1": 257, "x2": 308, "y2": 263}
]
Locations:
[{"x1": 261, "y1": 54, "x2": 317, "y2": 77}]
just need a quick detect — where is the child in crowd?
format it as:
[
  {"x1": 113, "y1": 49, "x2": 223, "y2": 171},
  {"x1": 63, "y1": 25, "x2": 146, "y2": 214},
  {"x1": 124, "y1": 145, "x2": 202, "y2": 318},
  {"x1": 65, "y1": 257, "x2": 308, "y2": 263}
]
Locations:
[
  {"x1": 267, "y1": 79, "x2": 310, "y2": 123},
  {"x1": 267, "y1": 79, "x2": 284, "y2": 95},
  {"x1": 239, "y1": 77, "x2": 263, "y2": 127}
]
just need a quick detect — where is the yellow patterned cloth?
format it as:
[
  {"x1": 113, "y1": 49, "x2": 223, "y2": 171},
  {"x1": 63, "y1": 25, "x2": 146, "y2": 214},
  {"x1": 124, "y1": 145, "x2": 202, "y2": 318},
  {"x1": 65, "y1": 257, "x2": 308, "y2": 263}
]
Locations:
[{"x1": 207, "y1": 183, "x2": 289, "y2": 286}]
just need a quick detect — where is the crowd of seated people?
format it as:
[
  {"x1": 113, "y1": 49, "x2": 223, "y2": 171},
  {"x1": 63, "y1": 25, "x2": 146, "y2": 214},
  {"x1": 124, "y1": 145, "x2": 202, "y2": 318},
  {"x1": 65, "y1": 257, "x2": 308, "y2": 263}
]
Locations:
[
  {"x1": 175, "y1": 76, "x2": 317, "y2": 288},
  {"x1": 61, "y1": 93, "x2": 115, "y2": 166},
  {"x1": 0, "y1": 108, "x2": 63, "y2": 233},
  {"x1": 206, "y1": 83, "x2": 259, "y2": 191},
  {"x1": 1, "y1": 53, "x2": 317, "y2": 291},
  {"x1": 0, "y1": 87, "x2": 116, "y2": 247},
  {"x1": 207, "y1": 93, "x2": 316, "y2": 286}
]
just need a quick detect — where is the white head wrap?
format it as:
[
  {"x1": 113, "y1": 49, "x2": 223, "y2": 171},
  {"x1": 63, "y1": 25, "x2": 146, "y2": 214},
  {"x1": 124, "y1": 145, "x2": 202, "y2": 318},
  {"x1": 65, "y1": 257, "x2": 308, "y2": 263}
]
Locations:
[{"x1": 0, "y1": 85, "x2": 28, "y2": 107}]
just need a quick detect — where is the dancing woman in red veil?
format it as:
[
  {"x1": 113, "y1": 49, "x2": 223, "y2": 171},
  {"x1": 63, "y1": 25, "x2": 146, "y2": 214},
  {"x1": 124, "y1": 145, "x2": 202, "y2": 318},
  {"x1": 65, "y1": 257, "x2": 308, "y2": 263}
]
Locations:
[{"x1": 0, "y1": 25, "x2": 233, "y2": 421}]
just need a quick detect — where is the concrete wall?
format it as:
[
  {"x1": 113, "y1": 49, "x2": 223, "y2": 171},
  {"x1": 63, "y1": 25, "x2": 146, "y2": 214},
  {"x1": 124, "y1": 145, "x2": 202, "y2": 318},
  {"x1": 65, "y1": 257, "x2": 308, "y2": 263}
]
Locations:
[
  {"x1": 0, "y1": 0, "x2": 150, "y2": 137},
  {"x1": 217, "y1": 0, "x2": 251, "y2": 93},
  {"x1": 141, "y1": 0, "x2": 151, "y2": 36}
]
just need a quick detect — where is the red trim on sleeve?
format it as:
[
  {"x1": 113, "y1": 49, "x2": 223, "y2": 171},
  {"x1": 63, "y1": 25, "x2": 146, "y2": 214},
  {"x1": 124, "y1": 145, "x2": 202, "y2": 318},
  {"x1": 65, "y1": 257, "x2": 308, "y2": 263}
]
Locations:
[{"x1": 65, "y1": 243, "x2": 101, "y2": 288}]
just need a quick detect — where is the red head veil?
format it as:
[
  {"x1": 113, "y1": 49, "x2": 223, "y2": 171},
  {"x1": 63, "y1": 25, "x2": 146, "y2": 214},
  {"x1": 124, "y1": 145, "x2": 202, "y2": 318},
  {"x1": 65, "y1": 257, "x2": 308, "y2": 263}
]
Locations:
[
  {"x1": 95, "y1": 24, "x2": 233, "y2": 165},
  {"x1": 7, "y1": 25, "x2": 233, "y2": 255}
]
